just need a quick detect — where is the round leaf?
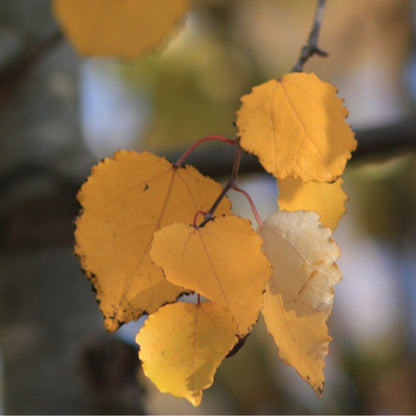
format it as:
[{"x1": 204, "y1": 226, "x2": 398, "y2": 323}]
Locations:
[
  {"x1": 136, "y1": 301, "x2": 238, "y2": 406},
  {"x1": 236, "y1": 72, "x2": 357, "y2": 182},
  {"x1": 150, "y1": 215, "x2": 272, "y2": 336}
]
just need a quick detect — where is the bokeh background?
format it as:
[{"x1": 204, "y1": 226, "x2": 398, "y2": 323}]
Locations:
[{"x1": 1, "y1": 0, "x2": 416, "y2": 413}]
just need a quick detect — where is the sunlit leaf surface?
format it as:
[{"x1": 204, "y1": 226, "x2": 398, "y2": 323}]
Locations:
[
  {"x1": 237, "y1": 72, "x2": 357, "y2": 182},
  {"x1": 258, "y1": 210, "x2": 342, "y2": 396},
  {"x1": 75, "y1": 150, "x2": 231, "y2": 332},
  {"x1": 136, "y1": 301, "x2": 238, "y2": 406},
  {"x1": 150, "y1": 215, "x2": 272, "y2": 336},
  {"x1": 278, "y1": 177, "x2": 347, "y2": 230}
]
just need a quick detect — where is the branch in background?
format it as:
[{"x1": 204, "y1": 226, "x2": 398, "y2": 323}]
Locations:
[
  {"x1": 2, "y1": 117, "x2": 415, "y2": 248},
  {"x1": 0, "y1": 28, "x2": 63, "y2": 108},
  {"x1": 292, "y1": 0, "x2": 328, "y2": 72},
  {"x1": 350, "y1": 117, "x2": 416, "y2": 163},
  {"x1": 167, "y1": 117, "x2": 416, "y2": 177}
]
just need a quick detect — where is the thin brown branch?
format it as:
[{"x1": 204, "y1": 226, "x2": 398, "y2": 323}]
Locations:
[
  {"x1": 207, "y1": 146, "x2": 241, "y2": 212},
  {"x1": 292, "y1": 0, "x2": 328, "y2": 72},
  {"x1": 197, "y1": 144, "x2": 242, "y2": 227},
  {"x1": 349, "y1": 117, "x2": 416, "y2": 163}
]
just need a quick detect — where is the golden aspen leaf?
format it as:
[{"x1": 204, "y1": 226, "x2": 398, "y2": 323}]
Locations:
[
  {"x1": 236, "y1": 72, "x2": 357, "y2": 182},
  {"x1": 75, "y1": 150, "x2": 231, "y2": 332},
  {"x1": 150, "y1": 215, "x2": 272, "y2": 336},
  {"x1": 278, "y1": 177, "x2": 347, "y2": 230},
  {"x1": 263, "y1": 294, "x2": 330, "y2": 396},
  {"x1": 136, "y1": 301, "x2": 238, "y2": 407},
  {"x1": 258, "y1": 210, "x2": 342, "y2": 396},
  {"x1": 53, "y1": 0, "x2": 190, "y2": 57}
]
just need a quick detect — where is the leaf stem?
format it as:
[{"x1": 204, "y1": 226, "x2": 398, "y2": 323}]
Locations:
[
  {"x1": 193, "y1": 141, "x2": 261, "y2": 229},
  {"x1": 198, "y1": 143, "x2": 243, "y2": 227},
  {"x1": 174, "y1": 135, "x2": 236, "y2": 167},
  {"x1": 231, "y1": 143, "x2": 243, "y2": 181},
  {"x1": 231, "y1": 184, "x2": 263, "y2": 228},
  {"x1": 193, "y1": 210, "x2": 208, "y2": 227},
  {"x1": 292, "y1": 0, "x2": 328, "y2": 72},
  {"x1": 207, "y1": 178, "x2": 234, "y2": 218}
]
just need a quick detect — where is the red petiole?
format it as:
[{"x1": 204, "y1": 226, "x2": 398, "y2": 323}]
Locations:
[
  {"x1": 231, "y1": 184, "x2": 263, "y2": 228},
  {"x1": 187, "y1": 137, "x2": 263, "y2": 229},
  {"x1": 175, "y1": 135, "x2": 237, "y2": 167},
  {"x1": 193, "y1": 210, "x2": 208, "y2": 227}
]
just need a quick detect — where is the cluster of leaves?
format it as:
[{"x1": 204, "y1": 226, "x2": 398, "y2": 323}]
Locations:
[{"x1": 54, "y1": 0, "x2": 357, "y2": 406}]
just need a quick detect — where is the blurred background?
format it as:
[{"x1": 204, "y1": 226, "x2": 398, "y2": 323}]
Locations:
[{"x1": 1, "y1": 0, "x2": 416, "y2": 413}]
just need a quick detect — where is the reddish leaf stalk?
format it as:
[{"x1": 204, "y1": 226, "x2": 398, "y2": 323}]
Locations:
[
  {"x1": 174, "y1": 135, "x2": 236, "y2": 167},
  {"x1": 192, "y1": 141, "x2": 262, "y2": 230},
  {"x1": 232, "y1": 185, "x2": 263, "y2": 228},
  {"x1": 193, "y1": 210, "x2": 208, "y2": 227}
]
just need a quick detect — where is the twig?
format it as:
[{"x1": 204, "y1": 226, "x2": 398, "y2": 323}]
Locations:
[
  {"x1": 206, "y1": 145, "x2": 242, "y2": 217},
  {"x1": 197, "y1": 144, "x2": 243, "y2": 227},
  {"x1": 292, "y1": 0, "x2": 328, "y2": 72}
]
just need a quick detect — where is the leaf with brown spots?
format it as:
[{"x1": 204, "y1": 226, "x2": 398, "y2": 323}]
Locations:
[{"x1": 75, "y1": 150, "x2": 231, "y2": 332}]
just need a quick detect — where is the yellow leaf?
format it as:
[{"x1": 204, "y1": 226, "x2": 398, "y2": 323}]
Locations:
[
  {"x1": 53, "y1": 0, "x2": 190, "y2": 57},
  {"x1": 258, "y1": 210, "x2": 342, "y2": 396},
  {"x1": 236, "y1": 72, "x2": 357, "y2": 182},
  {"x1": 150, "y1": 215, "x2": 272, "y2": 336},
  {"x1": 136, "y1": 301, "x2": 238, "y2": 406},
  {"x1": 278, "y1": 177, "x2": 347, "y2": 230},
  {"x1": 263, "y1": 294, "x2": 330, "y2": 396},
  {"x1": 75, "y1": 150, "x2": 231, "y2": 332}
]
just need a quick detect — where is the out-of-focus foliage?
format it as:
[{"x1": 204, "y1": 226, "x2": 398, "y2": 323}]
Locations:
[
  {"x1": 348, "y1": 155, "x2": 416, "y2": 241},
  {"x1": 53, "y1": 0, "x2": 190, "y2": 57}
]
